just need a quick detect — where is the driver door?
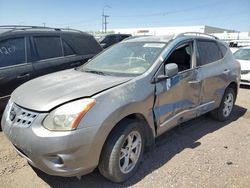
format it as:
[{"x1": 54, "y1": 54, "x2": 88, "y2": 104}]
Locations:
[{"x1": 153, "y1": 40, "x2": 202, "y2": 135}]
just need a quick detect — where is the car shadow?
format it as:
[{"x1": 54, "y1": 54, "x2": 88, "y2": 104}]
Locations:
[{"x1": 32, "y1": 105, "x2": 247, "y2": 188}]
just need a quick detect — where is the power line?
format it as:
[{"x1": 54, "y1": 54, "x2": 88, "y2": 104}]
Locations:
[{"x1": 111, "y1": 0, "x2": 227, "y2": 18}]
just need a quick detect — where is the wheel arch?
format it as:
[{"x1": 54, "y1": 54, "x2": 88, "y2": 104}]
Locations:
[
  {"x1": 228, "y1": 81, "x2": 238, "y2": 94},
  {"x1": 99, "y1": 113, "x2": 155, "y2": 163}
]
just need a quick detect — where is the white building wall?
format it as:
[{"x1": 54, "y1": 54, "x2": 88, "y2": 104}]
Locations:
[{"x1": 112, "y1": 26, "x2": 206, "y2": 36}]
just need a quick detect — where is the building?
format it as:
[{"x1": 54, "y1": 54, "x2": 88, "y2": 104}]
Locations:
[{"x1": 111, "y1": 25, "x2": 236, "y2": 36}]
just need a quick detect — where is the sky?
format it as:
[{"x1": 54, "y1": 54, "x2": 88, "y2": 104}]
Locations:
[{"x1": 0, "y1": 0, "x2": 249, "y2": 32}]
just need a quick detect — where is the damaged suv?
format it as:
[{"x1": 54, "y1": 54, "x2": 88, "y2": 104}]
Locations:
[{"x1": 1, "y1": 33, "x2": 240, "y2": 183}]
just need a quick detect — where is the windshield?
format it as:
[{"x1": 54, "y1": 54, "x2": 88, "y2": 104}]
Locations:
[
  {"x1": 81, "y1": 42, "x2": 166, "y2": 76},
  {"x1": 234, "y1": 49, "x2": 250, "y2": 60}
]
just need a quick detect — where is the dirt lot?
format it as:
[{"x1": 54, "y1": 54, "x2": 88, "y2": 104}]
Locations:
[{"x1": 0, "y1": 87, "x2": 250, "y2": 188}]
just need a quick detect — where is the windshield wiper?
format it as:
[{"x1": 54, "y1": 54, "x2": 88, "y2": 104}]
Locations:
[{"x1": 84, "y1": 70, "x2": 107, "y2": 76}]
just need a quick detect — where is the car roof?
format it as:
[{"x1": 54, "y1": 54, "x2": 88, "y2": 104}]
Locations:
[
  {"x1": 122, "y1": 33, "x2": 218, "y2": 44},
  {"x1": 122, "y1": 35, "x2": 174, "y2": 43},
  {"x1": 103, "y1": 33, "x2": 131, "y2": 37},
  {"x1": 0, "y1": 26, "x2": 91, "y2": 37}
]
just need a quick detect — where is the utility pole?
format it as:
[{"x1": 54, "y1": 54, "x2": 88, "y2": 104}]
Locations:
[
  {"x1": 102, "y1": 5, "x2": 111, "y2": 33},
  {"x1": 104, "y1": 15, "x2": 109, "y2": 33}
]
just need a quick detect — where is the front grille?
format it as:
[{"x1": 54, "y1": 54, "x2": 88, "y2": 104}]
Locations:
[
  {"x1": 8, "y1": 103, "x2": 38, "y2": 127},
  {"x1": 241, "y1": 70, "x2": 250, "y2": 75}
]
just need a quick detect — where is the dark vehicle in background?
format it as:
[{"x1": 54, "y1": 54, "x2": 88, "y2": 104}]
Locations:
[
  {"x1": 99, "y1": 33, "x2": 131, "y2": 49},
  {"x1": 0, "y1": 25, "x2": 102, "y2": 113}
]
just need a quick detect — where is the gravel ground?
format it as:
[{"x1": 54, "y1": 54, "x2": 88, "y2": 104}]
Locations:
[{"x1": 0, "y1": 87, "x2": 250, "y2": 188}]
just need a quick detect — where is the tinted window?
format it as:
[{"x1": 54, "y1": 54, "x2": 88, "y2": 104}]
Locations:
[
  {"x1": 197, "y1": 41, "x2": 222, "y2": 66},
  {"x1": 62, "y1": 40, "x2": 74, "y2": 56},
  {"x1": 218, "y1": 42, "x2": 228, "y2": 57},
  {"x1": 73, "y1": 36, "x2": 102, "y2": 55},
  {"x1": 101, "y1": 35, "x2": 117, "y2": 44},
  {"x1": 34, "y1": 36, "x2": 63, "y2": 60},
  {"x1": 0, "y1": 38, "x2": 25, "y2": 68},
  {"x1": 120, "y1": 35, "x2": 130, "y2": 40}
]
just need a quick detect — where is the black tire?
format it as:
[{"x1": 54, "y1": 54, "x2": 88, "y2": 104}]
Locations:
[
  {"x1": 98, "y1": 119, "x2": 145, "y2": 183},
  {"x1": 0, "y1": 115, "x2": 2, "y2": 131},
  {"x1": 210, "y1": 87, "x2": 236, "y2": 121}
]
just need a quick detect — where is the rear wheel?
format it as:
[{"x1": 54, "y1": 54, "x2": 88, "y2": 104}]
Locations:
[
  {"x1": 210, "y1": 87, "x2": 235, "y2": 121},
  {"x1": 98, "y1": 119, "x2": 145, "y2": 183}
]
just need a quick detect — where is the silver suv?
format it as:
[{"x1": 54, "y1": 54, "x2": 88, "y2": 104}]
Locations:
[{"x1": 1, "y1": 33, "x2": 240, "y2": 183}]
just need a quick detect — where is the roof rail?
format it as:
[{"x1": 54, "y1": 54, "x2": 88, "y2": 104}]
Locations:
[
  {"x1": 0, "y1": 25, "x2": 54, "y2": 29},
  {"x1": 0, "y1": 25, "x2": 84, "y2": 34},
  {"x1": 174, "y1": 32, "x2": 218, "y2": 40}
]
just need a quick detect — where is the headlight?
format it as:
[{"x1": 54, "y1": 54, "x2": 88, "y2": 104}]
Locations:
[{"x1": 43, "y1": 98, "x2": 96, "y2": 131}]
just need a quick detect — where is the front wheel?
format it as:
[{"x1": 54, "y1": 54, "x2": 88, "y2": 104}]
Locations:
[
  {"x1": 98, "y1": 119, "x2": 145, "y2": 183},
  {"x1": 210, "y1": 87, "x2": 235, "y2": 121}
]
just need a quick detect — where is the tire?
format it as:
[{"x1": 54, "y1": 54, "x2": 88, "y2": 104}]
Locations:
[
  {"x1": 210, "y1": 87, "x2": 235, "y2": 121},
  {"x1": 98, "y1": 119, "x2": 145, "y2": 183}
]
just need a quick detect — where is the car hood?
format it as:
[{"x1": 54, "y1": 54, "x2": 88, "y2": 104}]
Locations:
[
  {"x1": 237, "y1": 59, "x2": 250, "y2": 70},
  {"x1": 12, "y1": 69, "x2": 132, "y2": 111}
]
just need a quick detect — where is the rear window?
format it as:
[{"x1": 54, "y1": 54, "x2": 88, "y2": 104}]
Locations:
[
  {"x1": 197, "y1": 41, "x2": 222, "y2": 66},
  {"x1": 120, "y1": 35, "x2": 131, "y2": 40},
  {"x1": 0, "y1": 38, "x2": 25, "y2": 68},
  {"x1": 73, "y1": 36, "x2": 102, "y2": 55},
  {"x1": 100, "y1": 35, "x2": 118, "y2": 44},
  {"x1": 34, "y1": 36, "x2": 63, "y2": 60}
]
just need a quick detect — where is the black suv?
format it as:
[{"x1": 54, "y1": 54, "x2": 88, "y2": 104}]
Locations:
[
  {"x1": 99, "y1": 34, "x2": 131, "y2": 49},
  {"x1": 0, "y1": 26, "x2": 102, "y2": 113}
]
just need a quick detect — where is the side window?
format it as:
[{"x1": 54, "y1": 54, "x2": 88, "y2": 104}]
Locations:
[
  {"x1": 0, "y1": 38, "x2": 25, "y2": 68},
  {"x1": 62, "y1": 40, "x2": 75, "y2": 56},
  {"x1": 165, "y1": 42, "x2": 193, "y2": 72},
  {"x1": 34, "y1": 36, "x2": 63, "y2": 60},
  {"x1": 197, "y1": 41, "x2": 222, "y2": 66},
  {"x1": 218, "y1": 42, "x2": 228, "y2": 57}
]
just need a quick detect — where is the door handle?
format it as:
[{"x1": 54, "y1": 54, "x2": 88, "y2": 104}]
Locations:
[
  {"x1": 188, "y1": 80, "x2": 201, "y2": 84},
  {"x1": 17, "y1": 73, "x2": 30, "y2": 79}
]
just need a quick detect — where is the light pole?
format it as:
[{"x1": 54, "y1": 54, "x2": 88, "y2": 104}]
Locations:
[{"x1": 102, "y1": 5, "x2": 111, "y2": 33}]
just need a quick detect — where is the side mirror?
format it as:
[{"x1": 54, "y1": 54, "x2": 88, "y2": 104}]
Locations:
[
  {"x1": 154, "y1": 63, "x2": 178, "y2": 83},
  {"x1": 165, "y1": 63, "x2": 178, "y2": 78}
]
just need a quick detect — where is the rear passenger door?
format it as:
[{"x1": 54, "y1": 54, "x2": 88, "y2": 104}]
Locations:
[
  {"x1": 195, "y1": 40, "x2": 229, "y2": 114},
  {"x1": 0, "y1": 36, "x2": 33, "y2": 100},
  {"x1": 31, "y1": 35, "x2": 69, "y2": 77}
]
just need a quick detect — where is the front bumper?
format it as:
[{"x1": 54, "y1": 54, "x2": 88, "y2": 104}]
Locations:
[{"x1": 1, "y1": 104, "x2": 100, "y2": 177}]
